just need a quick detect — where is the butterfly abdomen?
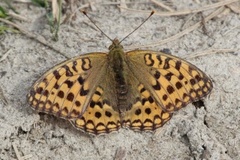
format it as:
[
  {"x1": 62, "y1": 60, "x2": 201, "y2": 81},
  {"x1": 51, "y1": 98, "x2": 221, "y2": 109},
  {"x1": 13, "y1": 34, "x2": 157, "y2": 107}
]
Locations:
[{"x1": 109, "y1": 46, "x2": 129, "y2": 111}]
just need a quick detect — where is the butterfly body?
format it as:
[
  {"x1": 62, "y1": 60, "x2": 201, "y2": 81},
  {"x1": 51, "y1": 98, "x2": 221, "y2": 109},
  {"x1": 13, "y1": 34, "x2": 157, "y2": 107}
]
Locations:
[
  {"x1": 28, "y1": 39, "x2": 212, "y2": 135},
  {"x1": 108, "y1": 39, "x2": 131, "y2": 113}
]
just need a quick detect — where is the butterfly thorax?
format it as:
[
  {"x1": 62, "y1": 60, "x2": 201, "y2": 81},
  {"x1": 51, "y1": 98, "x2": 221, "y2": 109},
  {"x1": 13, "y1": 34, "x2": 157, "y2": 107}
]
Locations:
[{"x1": 108, "y1": 39, "x2": 130, "y2": 113}]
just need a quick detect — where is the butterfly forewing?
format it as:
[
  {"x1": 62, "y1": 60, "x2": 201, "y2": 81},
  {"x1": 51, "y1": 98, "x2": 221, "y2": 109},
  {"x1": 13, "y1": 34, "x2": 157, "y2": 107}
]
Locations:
[
  {"x1": 28, "y1": 53, "x2": 108, "y2": 119},
  {"x1": 127, "y1": 50, "x2": 213, "y2": 112}
]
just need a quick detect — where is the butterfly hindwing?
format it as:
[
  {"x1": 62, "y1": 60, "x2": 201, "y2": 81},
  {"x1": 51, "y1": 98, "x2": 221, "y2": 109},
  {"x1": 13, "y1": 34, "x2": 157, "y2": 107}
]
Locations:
[
  {"x1": 122, "y1": 83, "x2": 172, "y2": 131},
  {"x1": 71, "y1": 86, "x2": 121, "y2": 135},
  {"x1": 127, "y1": 50, "x2": 213, "y2": 112}
]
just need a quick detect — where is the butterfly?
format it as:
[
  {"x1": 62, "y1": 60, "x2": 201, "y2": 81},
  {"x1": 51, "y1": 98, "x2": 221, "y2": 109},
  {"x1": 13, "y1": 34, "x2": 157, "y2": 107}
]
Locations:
[{"x1": 27, "y1": 38, "x2": 213, "y2": 135}]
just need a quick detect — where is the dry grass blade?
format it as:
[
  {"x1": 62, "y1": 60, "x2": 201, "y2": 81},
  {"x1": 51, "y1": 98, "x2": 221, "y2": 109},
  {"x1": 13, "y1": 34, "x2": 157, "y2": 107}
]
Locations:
[
  {"x1": 0, "y1": 86, "x2": 8, "y2": 105},
  {"x1": 0, "y1": 49, "x2": 11, "y2": 62},
  {"x1": 119, "y1": 0, "x2": 239, "y2": 16},
  {"x1": 184, "y1": 49, "x2": 240, "y2": 59},
  {"x1": 120, "y1": 0, "x2": 128, "y2": 12},
  {"x1": 226, "y1": 2, "x2": 240, "y2": 13},
  {"x1": 114, "y1": 147, "x2": 126, "y2": 160},
  {"x1": 150, "y1": 0, "x2": 174, "y2": 12},
  {"x1": 52, "y1": 0, "x2": 60, "y2": 22},
  {"x1": 12, "y1": 143, "x2": 33, "y2": 160},
  {"x1": 0, "y1": 18, "x2": 69, "y2": 58},
  {"x1": 126, "y1": 7, "x2": 225, "y2": 49},
  {"x1": 8, "y1": 12, "x2": 29, "y2": 22}
]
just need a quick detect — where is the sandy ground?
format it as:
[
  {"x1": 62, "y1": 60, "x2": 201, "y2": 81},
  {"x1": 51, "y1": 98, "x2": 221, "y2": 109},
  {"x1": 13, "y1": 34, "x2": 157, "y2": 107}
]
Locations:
[{"x1": 0, "y1": 1, "x2": 239, "y2": 160}]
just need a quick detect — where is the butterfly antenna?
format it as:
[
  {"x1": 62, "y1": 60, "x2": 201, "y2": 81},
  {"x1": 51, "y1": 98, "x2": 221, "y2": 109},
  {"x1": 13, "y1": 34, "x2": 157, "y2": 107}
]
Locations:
[
  {"x1": 82, "y1": 11, "x2": 113, "y2": 42},
  {"x1": 119, "y1": 11, "x2": 155, "y2": 44}
]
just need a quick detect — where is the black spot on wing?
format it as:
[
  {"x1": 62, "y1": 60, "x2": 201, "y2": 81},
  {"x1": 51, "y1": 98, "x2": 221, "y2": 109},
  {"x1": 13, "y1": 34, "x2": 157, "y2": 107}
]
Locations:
[
  {"x1": 152, "y1": 81, "x2": 161, "y2": 90},
  {"x1": 53, "y1": 70, "x2": 61, "y2": 80},
  {"x1": 80, "y1": 86, "x2": 89, "y2": 96},
  {"x1": 165, "y1": 72, "x2": 173, "y2": 81},
  {"x1": 77, "y1": 76, "x2": 85, "y2": 85},
  {"x1": 105, "y1": 111, "x2": 112, "y2": 117},
  {"x1": 65, "y1": 80, "x2": 74, "y2": 88},
  {"x1": 42, "y1": 90, "x2": 49, "y2": 96},
  {"x1": 72, "y1": 61, "x2": 78, "y2": 72},
  {"x1": 82, "y1": 58, "x2": 92, "y2": 71},
  {"x1": 95, "y1": 112, "x2": 101, "y2": 118},
  {"x1": 175, "y1": 61, "x2": 181, "y2": 70},
  {"x1": 145, "y1": 108, "x2": 151, "y2": 115},
  {"x1": 67, "y1": 92, "x2": 74, "y2": 101},
  {"x1": 154, "y1": 70, "x2": 161, "y2": 79},
  {"x1": 63, "y1": 65, "x2": 73, "y2": 76},
  {"x1": 75, "y1": 101, "x2": 81, "y2": 107},
  {"x1": 57, "y1": 90, "x2": 64, "y2": 98},
  {"x1": 36, "y1": 87, "x2": 43, "y2": 94},
  {"x1": 135, "y1": 109, "x2": 141, "y2": 115},
  {"x1": 175, "y1": 81, "x2": 183, "y2": 89},
  {"x1": 167, "y1": 85, "x2": 175, "y2": 94},
  {"x1": 156, "y1": 55, "x2": 163, "y2": 65},
  {"x1": 163, "y1": 58, "x2": 171, "y2": 69},
  {"x1": 144, "y1": 53, "x2": 154, "y2": 66}
]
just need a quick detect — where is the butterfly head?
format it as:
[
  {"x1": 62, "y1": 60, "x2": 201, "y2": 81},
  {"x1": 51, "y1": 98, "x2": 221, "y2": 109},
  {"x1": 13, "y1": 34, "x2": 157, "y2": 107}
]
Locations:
[{"x1": 108, "y1": 38, "x2": 123, "y2": 51}]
